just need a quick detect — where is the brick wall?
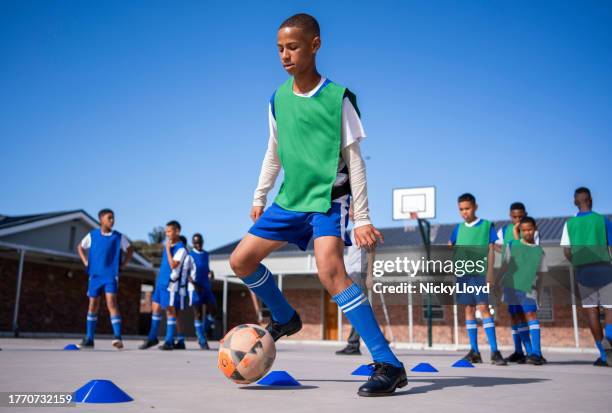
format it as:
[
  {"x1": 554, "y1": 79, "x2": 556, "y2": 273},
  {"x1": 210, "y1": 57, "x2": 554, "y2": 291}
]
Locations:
[{"x1": 0, "y1": 258, "x2": 142, "y2": 335}]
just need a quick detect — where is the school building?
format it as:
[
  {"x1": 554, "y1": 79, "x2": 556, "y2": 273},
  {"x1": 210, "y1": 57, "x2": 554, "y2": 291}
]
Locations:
[
  {"x1": 209, "y1": 214, "x2": 612, "y2": 350},
  {"x1": 0, "y1": 210, "x2": 156, "y2": 337}
]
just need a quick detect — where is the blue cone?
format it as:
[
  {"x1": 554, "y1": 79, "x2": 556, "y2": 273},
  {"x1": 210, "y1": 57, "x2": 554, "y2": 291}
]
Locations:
[
  {"x1": 74, "y1": 380, "x2": 133, "y2": 403},
  {"x1": 411, "y1": 362, "x2": 438, "y2": 373},
  {"x1": 351, "y1": 364, "x2": 374, "y2": 376},
  {"x1": 452, "y1": 359, "x2": 475, "y2": 368},
  {"x1": 63, "y1": 344, "x2": 79, "y2": 351},
  {"x1": 257, "y1": 371, "x2": 300, "y2": 386}
]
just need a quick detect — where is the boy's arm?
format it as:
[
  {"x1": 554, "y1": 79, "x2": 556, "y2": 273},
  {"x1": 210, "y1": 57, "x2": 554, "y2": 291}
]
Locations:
[
  {"x1": 342, "y1": 142, "x2": 383, "y2": 249},
  {"x1": 77, "y1": 244, "x2": 88, "y2": 267},
  {"x1": 77, "y1": 234, "x2": 90, "y2": 267},
  {"x1": 166, "y1": 240, "x2": 184, "y2": 269},
  {"x1": 120, "y1": 235, "x2": 134, "y2": 270},
  {"x1": 251, "y1": 107, "x2": 282, "y2": 221}
]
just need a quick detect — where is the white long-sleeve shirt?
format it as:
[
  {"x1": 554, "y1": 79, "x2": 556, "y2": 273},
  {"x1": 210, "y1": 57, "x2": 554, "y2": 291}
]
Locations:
[{"x1": 252, "y1": 77, "x2": 372, "y2": 228}]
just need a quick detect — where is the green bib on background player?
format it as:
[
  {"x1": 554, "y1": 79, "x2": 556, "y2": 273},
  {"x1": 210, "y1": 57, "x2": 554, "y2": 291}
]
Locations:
[
  {"x1": 503, "y1": 241, "x2": 542, "y2": 292},
  {"x1": 454, "y1": 220, "x2": 491, "y2": 276},
  {"x1": 567, "y1": 212, "x2": 610, "y2": 266},
  {"x1": 501, "y1": 223, "x2": 520, "y2": 258},
  {"x1": 273, "y1": 78, "x2": 346, "y2": 213}
]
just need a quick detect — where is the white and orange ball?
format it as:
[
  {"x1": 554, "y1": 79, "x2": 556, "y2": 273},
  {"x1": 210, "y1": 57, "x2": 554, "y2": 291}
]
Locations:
[{"x1": 218, "y1": 324, "x2": 276, "y2": 384}]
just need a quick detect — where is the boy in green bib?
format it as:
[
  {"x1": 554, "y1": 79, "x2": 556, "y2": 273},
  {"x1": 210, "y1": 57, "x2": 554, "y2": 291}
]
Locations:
[
  {"x1": 449, "y1": 193, "x2": 507, "y2": 365},
  {"x1": 561, "y1": 187, "x2": 612, "y2": 366},
  {"x1": 501, "y1": 217, "x2": 547, "y2": 365},
  {"x1": 495, "y1": 202, "x2": 540, "y2": 363},
  {"x1": 229, "y1": 14, "x2": 406, "y2": 396}
]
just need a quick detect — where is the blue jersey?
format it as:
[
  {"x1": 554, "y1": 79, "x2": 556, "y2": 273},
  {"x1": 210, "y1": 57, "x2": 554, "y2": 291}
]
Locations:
[
  {"x1": 87, "y1": 229, "x2": 122, "y2": 280},
  {"x1": 157, "y1": 242, "x2": 186, "y2": 288},
  {"x1": 189, "y1": 249, "x2": 211, "y2": 288}
]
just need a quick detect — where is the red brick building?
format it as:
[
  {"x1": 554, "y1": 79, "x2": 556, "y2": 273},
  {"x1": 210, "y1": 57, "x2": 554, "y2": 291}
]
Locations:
[{"x1": 0, "y1": 210, "x2": 156, "y2": 336}]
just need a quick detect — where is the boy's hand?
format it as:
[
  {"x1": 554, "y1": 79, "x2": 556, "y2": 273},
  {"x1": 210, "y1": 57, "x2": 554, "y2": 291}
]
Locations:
[
  {"x1": 354, "y1": 224, "x2": 384, "y2": 250},
  {"x1": 250, "y1": 206, "x2": 264, "y2": 222}
]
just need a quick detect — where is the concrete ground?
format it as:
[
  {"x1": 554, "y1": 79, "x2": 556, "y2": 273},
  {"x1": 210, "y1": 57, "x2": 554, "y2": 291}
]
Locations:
[{"x1": 1, "y1": 338, "x2": 611, "y2": 413}]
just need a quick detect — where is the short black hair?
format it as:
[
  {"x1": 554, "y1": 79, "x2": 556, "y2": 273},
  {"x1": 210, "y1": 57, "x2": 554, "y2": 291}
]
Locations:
[
  {"x1": 574, "y1": 187, "x2": 591, "y2": 197},
  {"x1": 166, "y1": 220, "x2": 181, "y2": 231},
  {"x1": 98, "y1": 208, "x2": 114, "y2": 219},
  {"x1": 520, "y1": 216, "x2": 537, "y2": 227},
  {"x1": 510, "y1": 202, "x2": 526, "y2": 211},
  {"x1": 192, "y1": 233, "x2": 203, "y2": 243},
  {"x1": 179, "y1": 235, "x2": 188, "y2": 246},
  {"x1": 279, "y1": 13, "x2": 320, "y2": 38},
  {"x1": 458, "y1": 193, "x2": 476, "y2": 204}
]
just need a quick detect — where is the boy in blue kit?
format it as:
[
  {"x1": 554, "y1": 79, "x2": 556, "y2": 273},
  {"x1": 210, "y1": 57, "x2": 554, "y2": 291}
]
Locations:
[
  {"x1": 561, "y1": 187, "x2": 612, "y2": 366},
  {"x1": 501, "y1": 217, "x2": 547, "y2": 365},
  {"x1": 188, "y1": 233, "x2": 212, "y2": 350},
  {"x1": 139, "y1": 221, "x2": 188, "y2": 350},
  {"x1": 77, "y1": 208, "x2": 133, "y2": 349},
  {"x1": 449, "y1": 193, "x2": 507, "y2": 365},
  {"x1": 228, "y1": 14, "x2": 406, "y2": 396}
]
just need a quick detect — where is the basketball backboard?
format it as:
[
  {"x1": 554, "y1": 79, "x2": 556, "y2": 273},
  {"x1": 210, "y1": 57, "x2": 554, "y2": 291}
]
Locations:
[{"x1": 392, "y1": 186, "x2": 436, "y2": 220}]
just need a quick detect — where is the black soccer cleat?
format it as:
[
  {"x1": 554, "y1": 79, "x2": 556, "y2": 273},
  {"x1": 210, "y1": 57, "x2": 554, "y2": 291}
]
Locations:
[
  {"x1": 138, "y1": 338, "x2": 159, "y2": 350},
  {"x1": 593, "y1": 357, "x2": 608, "y2": 367},
  {"x1": 336, "y1": 345, "x2": 362, "y2": 356},
  {"x1": 602, "y1": 338, "x2": 612, "y2": 367},
  {"x1": 505, "y1": 351, "x2": 527, "y2": 364},
  {"x1": 77, "y1": 338, "x2": 94, "y2": 349},
  {"x1": 463, "y1": 349, "x2": 482, "y2": 363},
  {"x1": 358, "y1": 362, "x2": 408, "y2": 397},
  {"x1": 174, "y1": 340, "x2": 186, "y2": 350},
  {"x1": 159, "y1": 341, "x2": 174, "y2": 351},
  {"x1": 526, "y1": 354, "x2": 544, "y2": 366},
  {"x1": 199, "y1": 341, "x2": 210, "y2": 350},
  {"x1": 491, "y1": 350, "x2": 508, "y2": 366},
  {"x1": 265, "y1": 311, "x2": 302, "y2": 342}
]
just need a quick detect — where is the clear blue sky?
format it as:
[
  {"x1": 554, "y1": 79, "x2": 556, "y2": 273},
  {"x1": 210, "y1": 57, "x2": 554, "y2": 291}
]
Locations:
[{"x1": 1, "y1": 0, "x2": 611, "y2": 249}]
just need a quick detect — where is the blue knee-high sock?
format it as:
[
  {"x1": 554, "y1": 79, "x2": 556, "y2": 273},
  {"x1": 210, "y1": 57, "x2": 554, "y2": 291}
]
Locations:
[
  {"x1": 86, "y1": 313, "x2": 97, "y2": 340},
  {"x1": 528, "y1": 319, "x2": 541, "y2": 356},
  {"x1": 511, "y1": 324, "x2": 523, "y2": 354},
  {"x1": 482, "y1": 317, "x2": 498, "y2": 353},
  {"x1": 165, "y1": 317, "x2": 176, "y2": 344},
  {"x1": 466, "y1": 319, "x2": 479, "y2": 353},
  {"x1": 195, "y1": 320, "x2": 206, "y2": 343},
  {"x1": 518, "y1": 322, "x2": 532, "y2": 355},
  {"x1": 596, "y1": 341, "x2": 607, "y2": 362},
  {"x1": 333, "y1": 283, "x2": 402, "y2": 367},
  {"x1": 242, "y1": 264, "x2": 295, "y2": 324},
  {"x1": 111, "y1": 315, "x2": 122, "y2": 339},
  {"x1": 605, "y1": 324, "x2": 612, "y2": 341},
  {"x1": 148, "y1": 313, "x2": 162, "y2": 340},
  {"x1": 204, "y1": 314, "x2": 215, "y2": 332}
]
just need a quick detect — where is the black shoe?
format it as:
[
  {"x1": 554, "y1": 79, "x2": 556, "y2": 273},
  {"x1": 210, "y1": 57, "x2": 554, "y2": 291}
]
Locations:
[
  {"x1": 357, "y1": 362, "x2": 408, "y2": 397},
  {"x1": 463, "y1": 349, "x2": 482, "y2": 363},
  {"x1": 336, "y1": 346, "x2": 361, "y2": 356},
  {"x1": 159, "y1": 341, "x2": 174, "y2": 351},
  {"x1": 593, "y1": 357, "x2": 608, "y2": 367},
  {"x1": 266, "y1": 311, "x2": 302, "y2": 342},
  {"x1": 526, "y1": 354, "x2": 544, "y2": 366},
  {"x1": 174, "y1": 340, "x2": 186, "y2": 350},
  {"x1": 603, "y1": 338, "x2": 612, "y2": 367},
  {"x1": 540, "y1": 354, "x2": 548, "y2": 364},
  {"x1": 491, "y1": 350, "x2": 508, "y2": 366},
  {"x1": 77, "y1": 338, "x2": 94, "y2": 349},
  {"x1": 505, "y1": 351, "x2": 527, "y2": 364},
  {"x1": 199, "y1": 341, "x2": 210, "y2": 350},
  {"x1": 138, "y1": 338, "x2": 159, "y2": 350}
]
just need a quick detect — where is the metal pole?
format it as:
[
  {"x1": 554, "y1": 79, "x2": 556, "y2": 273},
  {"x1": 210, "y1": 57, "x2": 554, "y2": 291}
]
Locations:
[
  {"x1": 12, "y1": 249, "x2": 26, "y2": 337},
  {"x1": 222, "y1": 277, "x2": 228, "y2": 335},
  {"x1": 453, "y1": 303, "x2": 459, "y2": 347},
  {"x1": 569, "y1": 266, "x2": 580, "y2": 348},
  {"x1": 408, "y1": 281, "x2": 414, "y2": 343},
  {"x1": 417, "y1": 218, "x2": 432, "y2": 347}
]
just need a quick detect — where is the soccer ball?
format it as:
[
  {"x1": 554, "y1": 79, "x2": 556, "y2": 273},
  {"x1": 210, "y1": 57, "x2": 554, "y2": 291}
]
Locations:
[{"x1": 218, "y1": 324, "x2": 276, "y2": 384}]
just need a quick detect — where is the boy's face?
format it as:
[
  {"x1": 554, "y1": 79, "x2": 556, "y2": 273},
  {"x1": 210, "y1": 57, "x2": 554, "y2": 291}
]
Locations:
[
  {"x1": 165, "y1": 225, "x2": 180, "y2": 243},
  {"x1": 520, "y1": 222, "x2": 536, "y2": 243},
  {"x1": 509, "y1": 208, "x2": 526, "y2": 225},
  {"x1": 458, "y1": 201, "x2": 477, "y2": 222},
  {"x1": 192, "y1": 236, "x2": 203, "y2": 250},
  {"x1": 277, "y1": 26, "x2": 320, "y2": 76},
  {"x1": 100, "y1": 213, "x2": 114, "y2": 229}
]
